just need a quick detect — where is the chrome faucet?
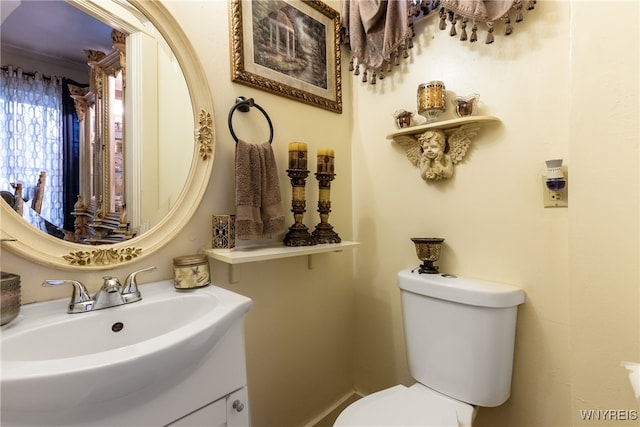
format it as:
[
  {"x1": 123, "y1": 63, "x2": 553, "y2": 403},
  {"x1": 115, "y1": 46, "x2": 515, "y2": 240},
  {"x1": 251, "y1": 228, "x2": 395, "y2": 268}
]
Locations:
[
  {"x1": 43, "y1": 267, "x2": 156, "y2": 314},
  {"x1": 41, "y1": 279, "x2": 94, "y2": 313}
]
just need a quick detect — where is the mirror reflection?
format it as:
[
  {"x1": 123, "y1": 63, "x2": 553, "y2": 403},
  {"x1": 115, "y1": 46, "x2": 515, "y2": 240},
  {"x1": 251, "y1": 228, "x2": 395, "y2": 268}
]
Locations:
[{"x1": 1, "y1": 0, "x2": 193, "y2": 245}]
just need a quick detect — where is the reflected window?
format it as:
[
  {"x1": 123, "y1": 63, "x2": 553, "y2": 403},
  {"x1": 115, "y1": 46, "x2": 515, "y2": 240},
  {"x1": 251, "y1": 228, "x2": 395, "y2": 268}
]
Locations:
[{"x1": 0, "y1": 67, "x2": 64, "y2": 227}]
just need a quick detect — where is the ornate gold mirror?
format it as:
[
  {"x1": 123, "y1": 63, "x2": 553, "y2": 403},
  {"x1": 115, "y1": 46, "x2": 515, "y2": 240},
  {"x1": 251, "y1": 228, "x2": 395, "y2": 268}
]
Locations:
[{"x1": 0, "y1": 0, "x2": 214, "y2": 270}]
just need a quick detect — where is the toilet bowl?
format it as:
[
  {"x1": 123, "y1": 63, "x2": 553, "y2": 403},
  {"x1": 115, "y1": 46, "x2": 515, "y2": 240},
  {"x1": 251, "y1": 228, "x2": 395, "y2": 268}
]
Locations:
[
  {"x1": 334, "y1": 270, "x2": 525, "y2": 427},
  {"x1": 334, "y1": 384, "x2": 476, "y2": 427}
]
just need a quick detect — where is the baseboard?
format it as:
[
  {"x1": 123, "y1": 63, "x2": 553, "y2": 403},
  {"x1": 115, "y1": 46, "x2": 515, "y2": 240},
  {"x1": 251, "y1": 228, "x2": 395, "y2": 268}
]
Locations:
[{"x1": 303, "y1": 390, "x2": 364, "y2": 427}]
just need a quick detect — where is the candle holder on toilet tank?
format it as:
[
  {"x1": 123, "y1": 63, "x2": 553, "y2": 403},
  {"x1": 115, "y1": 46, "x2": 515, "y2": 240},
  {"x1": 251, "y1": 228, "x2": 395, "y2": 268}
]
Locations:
[
  {"x1": 312, "y1": 149, "x2": 340, "y2": 244},
  {"x1": 284, "y1": 143, "x2": 315, "y2": 247},
  {"x1": 411, "y1": 238, "x2": 444, "y2": 274}
]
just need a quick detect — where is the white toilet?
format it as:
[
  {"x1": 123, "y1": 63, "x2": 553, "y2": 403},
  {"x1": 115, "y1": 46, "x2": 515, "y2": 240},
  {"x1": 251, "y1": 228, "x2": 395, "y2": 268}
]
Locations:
[{"x1": 334, "y1": 269, "x2": 526, "y2": 427}]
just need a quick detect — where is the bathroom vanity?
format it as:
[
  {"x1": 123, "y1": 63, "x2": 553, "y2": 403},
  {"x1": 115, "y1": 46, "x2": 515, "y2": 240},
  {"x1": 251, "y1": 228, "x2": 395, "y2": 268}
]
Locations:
[
  {"x1": 1, "y1": 281, "x2": 252, "y2": 426},
  {"x1": 1, "y1": 1, "x2": 251, "y2": 425}
]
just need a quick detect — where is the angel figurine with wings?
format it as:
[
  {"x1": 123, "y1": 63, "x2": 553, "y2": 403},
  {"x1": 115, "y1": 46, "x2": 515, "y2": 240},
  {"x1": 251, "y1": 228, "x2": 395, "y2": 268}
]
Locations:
[{"x1": 394, "y1": 123, "x2": 480, "y2": 181}]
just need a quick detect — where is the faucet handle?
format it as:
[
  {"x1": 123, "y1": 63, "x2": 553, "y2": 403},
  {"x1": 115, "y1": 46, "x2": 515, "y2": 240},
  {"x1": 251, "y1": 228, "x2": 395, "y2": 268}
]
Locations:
[
  {"x1": 42, "y1": 279, "x2": 94, "y2": 313},
  {"x1": 121, "y1": 266, "x2": 156, "y2": 303}
]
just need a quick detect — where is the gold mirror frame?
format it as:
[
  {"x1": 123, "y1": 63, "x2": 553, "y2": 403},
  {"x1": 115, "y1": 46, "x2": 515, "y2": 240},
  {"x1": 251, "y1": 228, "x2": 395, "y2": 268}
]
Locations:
[{"x1": 0, "y1": 0, "x2": 214, "y2": 271}]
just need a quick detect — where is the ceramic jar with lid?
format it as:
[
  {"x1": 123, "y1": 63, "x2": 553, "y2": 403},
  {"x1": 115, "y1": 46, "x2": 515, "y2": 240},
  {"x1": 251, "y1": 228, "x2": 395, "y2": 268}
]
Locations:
[{"x1": 172, "y1": 254, "x2": 210, "y2": 289}]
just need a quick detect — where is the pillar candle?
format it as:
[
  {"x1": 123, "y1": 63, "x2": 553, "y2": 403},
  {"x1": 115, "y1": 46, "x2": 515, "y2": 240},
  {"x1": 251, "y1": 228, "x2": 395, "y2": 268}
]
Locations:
[
  {"x1": 288, "y1": 142, "x2": 308, "y2": 169},
  {"x1": 317, "y1": 148, "x2": 335, "y2": 173}
]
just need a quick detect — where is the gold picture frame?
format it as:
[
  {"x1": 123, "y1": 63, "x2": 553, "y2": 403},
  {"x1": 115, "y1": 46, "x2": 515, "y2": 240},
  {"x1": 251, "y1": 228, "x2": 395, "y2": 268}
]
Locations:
[{"x1": 230, "y1": 0, "x2": 342, "y2": 114}]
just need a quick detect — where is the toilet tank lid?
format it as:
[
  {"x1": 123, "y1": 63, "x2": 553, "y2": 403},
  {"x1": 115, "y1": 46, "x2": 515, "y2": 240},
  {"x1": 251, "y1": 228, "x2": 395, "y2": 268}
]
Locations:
[{"x1": 398, "y1": 270, "x2": 526, "y2": 308}]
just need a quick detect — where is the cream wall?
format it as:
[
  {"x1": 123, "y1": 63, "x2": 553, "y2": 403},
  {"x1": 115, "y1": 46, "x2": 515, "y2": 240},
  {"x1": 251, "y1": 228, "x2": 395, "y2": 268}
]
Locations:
[
  {"x1": 350, "y1": 1, "x2": 639, "y2": 427},
  {"x1": 2, "y1": 1, "x2": 638, "y2": 427},
  {"x1": 567, "y1": 2, "x2": 639, "y2": 424}
]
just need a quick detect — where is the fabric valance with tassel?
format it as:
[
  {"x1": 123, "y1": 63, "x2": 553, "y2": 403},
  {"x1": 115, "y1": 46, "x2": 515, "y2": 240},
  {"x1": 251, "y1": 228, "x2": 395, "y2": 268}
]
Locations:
[
  {"x1": 440, "y1": 0, "x2": 537, "y2": 44},
  {"x1": 341, "y1": 0, "x2": 537, "y2": 85},
  {"x1": 341, "y1": 0, "x2": 436, "y2": 84}
]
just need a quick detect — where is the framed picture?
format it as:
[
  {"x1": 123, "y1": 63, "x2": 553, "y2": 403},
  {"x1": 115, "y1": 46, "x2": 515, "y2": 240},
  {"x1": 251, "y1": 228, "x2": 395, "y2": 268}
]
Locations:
[{"x1": 230, "y1": 0, "x2": 342, "y2": 114}]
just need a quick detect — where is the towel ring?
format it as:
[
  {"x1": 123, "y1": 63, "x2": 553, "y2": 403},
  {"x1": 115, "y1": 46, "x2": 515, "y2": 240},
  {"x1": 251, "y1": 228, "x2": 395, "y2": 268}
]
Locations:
[{"x1": 228, "y1": 96, "x2": 274, "y2": 144}]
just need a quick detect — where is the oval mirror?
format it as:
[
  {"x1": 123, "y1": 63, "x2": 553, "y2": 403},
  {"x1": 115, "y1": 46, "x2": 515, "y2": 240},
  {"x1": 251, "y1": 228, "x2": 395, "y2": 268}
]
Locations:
[{"x1": 0, "y1": 0, "x2": 214, "y2": 270}]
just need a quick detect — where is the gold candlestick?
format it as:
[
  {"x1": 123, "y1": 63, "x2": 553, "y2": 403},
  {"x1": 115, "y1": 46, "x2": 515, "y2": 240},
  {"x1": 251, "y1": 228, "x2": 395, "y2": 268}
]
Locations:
[
  {"x1": 312, "y1": 149, "x2": 340, "y2": 244},
  {"x1": 283, "y1": 168, "x2": 315, "y2": 247}
]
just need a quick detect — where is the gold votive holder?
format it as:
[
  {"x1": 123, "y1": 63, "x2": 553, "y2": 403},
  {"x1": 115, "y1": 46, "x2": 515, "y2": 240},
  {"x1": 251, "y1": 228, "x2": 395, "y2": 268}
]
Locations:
[
  {"x1": 411, "y1": 237, "x2": 444, "y2": 274},
  {"x1": 417, "y1": 81, "x2": 446, "y2": 122}
]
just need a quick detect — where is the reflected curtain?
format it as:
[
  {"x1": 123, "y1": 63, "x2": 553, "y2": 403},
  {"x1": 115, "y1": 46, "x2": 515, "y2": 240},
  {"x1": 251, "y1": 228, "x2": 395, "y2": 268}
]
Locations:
[
  {"x1": 0, "y1": 66, "x2": 64, "y2": 227},
  {"x1": 61, "y1": 78, "x2": 86, "y2": 232}
]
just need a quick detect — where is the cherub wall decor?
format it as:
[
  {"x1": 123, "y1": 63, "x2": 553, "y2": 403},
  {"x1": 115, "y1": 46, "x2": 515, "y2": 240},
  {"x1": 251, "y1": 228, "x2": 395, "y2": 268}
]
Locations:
[{"x1": 394, "y1": 123, "x2": 480, "y2": 181}]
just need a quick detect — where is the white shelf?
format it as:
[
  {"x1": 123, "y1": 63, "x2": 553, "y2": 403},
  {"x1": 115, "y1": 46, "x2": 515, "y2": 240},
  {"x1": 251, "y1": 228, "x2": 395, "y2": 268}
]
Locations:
[
  {"x1": 205, "y1": 241, "x2": 359, "y2": 264},
  {"x1": 386, "y1": 115, "x2": 499, "y2": 141},
  {"x1": 205, "y1": 241, "x2": 359, "y2": 282}
]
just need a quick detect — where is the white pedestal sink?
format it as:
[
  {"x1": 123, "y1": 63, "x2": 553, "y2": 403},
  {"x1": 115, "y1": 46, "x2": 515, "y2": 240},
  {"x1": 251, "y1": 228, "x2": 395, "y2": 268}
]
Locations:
[{"x1": 1, "y1": 280, "x2": 252, "y2": 426}]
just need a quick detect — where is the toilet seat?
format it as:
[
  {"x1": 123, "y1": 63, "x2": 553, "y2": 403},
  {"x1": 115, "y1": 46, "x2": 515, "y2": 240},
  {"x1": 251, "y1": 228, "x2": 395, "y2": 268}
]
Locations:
[{"x1": 333, "y1": 384, "x2": 475, "y2": 427}]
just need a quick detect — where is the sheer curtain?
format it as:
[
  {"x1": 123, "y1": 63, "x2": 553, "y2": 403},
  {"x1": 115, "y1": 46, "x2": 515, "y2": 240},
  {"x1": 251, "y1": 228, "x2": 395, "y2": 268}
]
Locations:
[{"x1": 0, "y1": 66, "x2": 64, "y2": 227}]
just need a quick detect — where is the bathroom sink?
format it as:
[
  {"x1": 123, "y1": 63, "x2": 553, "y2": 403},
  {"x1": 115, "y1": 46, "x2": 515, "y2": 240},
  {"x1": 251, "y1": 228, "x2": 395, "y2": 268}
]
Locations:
[{"x1": 0, "y1": 280, "x2": 252, "y2": 415}]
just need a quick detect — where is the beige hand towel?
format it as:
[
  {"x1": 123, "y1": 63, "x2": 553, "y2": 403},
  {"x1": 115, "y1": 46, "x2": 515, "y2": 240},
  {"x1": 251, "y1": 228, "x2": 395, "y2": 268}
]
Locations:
[{"x1": 235, "y1": 140, "x2": 285, "y2": 240}]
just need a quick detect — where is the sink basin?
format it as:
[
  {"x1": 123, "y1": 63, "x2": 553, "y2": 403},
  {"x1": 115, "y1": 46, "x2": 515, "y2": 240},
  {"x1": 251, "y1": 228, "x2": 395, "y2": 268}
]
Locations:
[{"x1": 1, "y1": 280, "x2": 252, "y2": 419}]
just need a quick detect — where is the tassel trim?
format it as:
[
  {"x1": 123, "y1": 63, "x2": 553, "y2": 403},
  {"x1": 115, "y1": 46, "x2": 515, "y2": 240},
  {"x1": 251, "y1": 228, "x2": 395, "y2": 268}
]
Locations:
[
  {"x1": 485, "y1": 22, "x2": 494, "y2": 44},
  {"x1": 344, "y1": 0, "x2": 537, "y2": 84},
  {"x1": 503, "y1": 16, "x2": 513, "y2": 36},
  {"x1": 439, "y1": 7, "x2": 447, "y2": 30},
  {"x1": 438, "y1": 2, "x2": 536, "y2": 44},
  {"x1": 460, "y1": 18, "x2": 468, "y2": 41},
  {"x1": 449, "y1": 13, "x2": 457, "y2": 37}
]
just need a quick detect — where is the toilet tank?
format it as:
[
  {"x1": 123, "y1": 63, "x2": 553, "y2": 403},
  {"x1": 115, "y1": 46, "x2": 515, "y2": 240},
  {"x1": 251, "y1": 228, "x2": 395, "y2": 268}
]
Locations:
[{"x1": 398, "y1": 270, "x2": 525, "y2": 407}]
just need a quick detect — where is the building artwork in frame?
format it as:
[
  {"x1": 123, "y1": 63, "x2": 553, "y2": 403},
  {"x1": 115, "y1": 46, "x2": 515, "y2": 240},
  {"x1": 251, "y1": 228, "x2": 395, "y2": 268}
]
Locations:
[{"x1": 230, "y1": 0, "x2": 342, "y2": 113}]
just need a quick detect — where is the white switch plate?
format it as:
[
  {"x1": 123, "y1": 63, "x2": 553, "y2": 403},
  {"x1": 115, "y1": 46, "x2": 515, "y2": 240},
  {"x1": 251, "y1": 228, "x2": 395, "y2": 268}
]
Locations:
[{"x1": 542, "y1": 175, "x2": 568, "y2": 208}]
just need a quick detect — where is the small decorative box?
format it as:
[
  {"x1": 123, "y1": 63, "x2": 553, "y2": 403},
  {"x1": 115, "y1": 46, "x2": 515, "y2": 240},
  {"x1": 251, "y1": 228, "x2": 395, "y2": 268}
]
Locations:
[{"x1": 213, "y1": 214, "x2": 235, "y2": 249}]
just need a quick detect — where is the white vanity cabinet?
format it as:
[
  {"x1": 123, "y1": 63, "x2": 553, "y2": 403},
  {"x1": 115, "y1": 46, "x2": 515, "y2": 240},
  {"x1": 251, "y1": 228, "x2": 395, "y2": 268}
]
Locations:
[
  {"x1": 0, "y1": 284, "x2": 252, "y2": 427},
  {"x1": 169, "y1": 387, "x2": 250, "y2": 427},
  {"x1": 103, "y1": 294, "x2": 252, "y2": 427},
  {"x1": 152, "y1": 318, "x2": 252, "y2": 427}
]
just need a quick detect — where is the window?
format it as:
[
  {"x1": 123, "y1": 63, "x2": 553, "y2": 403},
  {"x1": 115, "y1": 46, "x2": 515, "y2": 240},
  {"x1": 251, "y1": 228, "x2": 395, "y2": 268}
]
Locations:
[{"x1": 0, "y1": 67, "x2": 64, "y2": 227}]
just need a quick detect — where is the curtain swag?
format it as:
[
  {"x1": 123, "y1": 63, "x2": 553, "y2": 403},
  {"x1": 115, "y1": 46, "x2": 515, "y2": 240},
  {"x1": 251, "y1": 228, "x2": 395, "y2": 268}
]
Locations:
[{"x1": 341, "y1": 0, "x2": 537, "y2": 85}]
